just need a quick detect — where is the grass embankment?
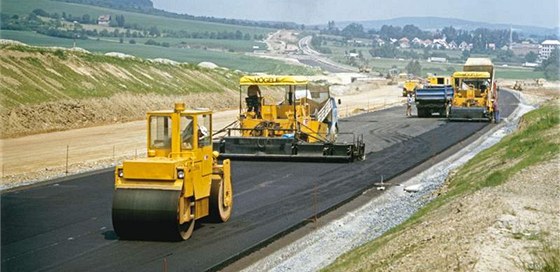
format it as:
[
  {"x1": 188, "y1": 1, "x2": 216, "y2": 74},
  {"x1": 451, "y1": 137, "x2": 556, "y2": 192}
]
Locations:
[
  {"x1": 325, "y1": 99, "x2": 560, "y2": 271},
  {"x1": 0, "y1": 43, "x2": 242, "y2": 137}
]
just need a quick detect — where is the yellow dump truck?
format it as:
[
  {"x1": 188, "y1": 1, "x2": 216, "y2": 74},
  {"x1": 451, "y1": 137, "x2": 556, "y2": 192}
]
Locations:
[
  {"x1": 447, "y1": 58, "x2": 497, "y2": 121},
  {"x1": 215, "y1": 75, "x2": 365, "y2": 162},
  {"x1": 112, "y1": 103, "x2": 232, "y2": 241}
]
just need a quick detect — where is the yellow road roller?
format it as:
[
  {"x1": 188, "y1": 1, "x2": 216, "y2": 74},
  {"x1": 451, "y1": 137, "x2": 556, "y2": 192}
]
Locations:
[{"x1": 112, "y1": 103, "x2": 232, "y2": 241}]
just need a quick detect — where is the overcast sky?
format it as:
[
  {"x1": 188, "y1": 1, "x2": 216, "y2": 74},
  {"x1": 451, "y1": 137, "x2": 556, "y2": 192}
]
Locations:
[{"x1": 152, "y1": 0, "x2": 559, "y2": 28}]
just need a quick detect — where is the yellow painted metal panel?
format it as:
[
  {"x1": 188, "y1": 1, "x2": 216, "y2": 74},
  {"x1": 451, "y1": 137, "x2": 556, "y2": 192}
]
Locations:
[
  {"x1": 239, "y1": 75, "x2": 308, "y2": 86},
  {"x1": 123, "y1": 159, "x2": 177, "y2": 180},
  {"x1": 452, "y1": 71, "x2": 490, "y2": 78}
]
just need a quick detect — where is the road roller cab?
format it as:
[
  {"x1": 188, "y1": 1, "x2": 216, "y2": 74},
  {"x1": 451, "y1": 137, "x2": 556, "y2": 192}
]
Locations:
[{"x1": 112, "y1": 103, "x2": 232, "y2": 241}]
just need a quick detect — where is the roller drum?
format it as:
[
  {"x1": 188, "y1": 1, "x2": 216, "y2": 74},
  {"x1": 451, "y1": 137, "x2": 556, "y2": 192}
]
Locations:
[{"x1": 112, "y1": 189, "x2": 187, "y2": 241}]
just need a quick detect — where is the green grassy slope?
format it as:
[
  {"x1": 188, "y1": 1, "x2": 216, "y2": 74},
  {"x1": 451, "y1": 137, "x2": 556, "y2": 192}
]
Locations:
[
  {"x1": 325, "y1": 99, "x2": 560, "y2": 271},
  {"x1": 0, "y1": 43, "x2": 239, "y2": 107}
]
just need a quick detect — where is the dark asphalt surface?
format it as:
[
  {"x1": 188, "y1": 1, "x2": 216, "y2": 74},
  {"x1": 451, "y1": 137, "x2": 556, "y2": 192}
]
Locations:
[{"x1": 1, "y1": 91, "x2": 518, "y2": 272}]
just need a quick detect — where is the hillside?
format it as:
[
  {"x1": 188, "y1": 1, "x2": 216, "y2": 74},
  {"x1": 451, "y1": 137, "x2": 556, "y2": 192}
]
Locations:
[
  {"x1": 335, "y1": 16, "x2": 558, "y2": 36},
  {"x1": 0, "y1": 42, "x2": 241, "y2": 138},
  {"x1": 1, "y1": 0, "x2": 315, "y2": 72},
  {"x1": 326, "y1": 98, "x2": 560, "y2": 271}
]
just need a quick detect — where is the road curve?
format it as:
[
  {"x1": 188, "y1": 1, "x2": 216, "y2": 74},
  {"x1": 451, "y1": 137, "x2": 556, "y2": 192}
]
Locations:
[
  {"x1": 1, "y1": 91, "x2": 518, "y2": 272},
  {"x1": 297, "y1": 36, "x2": 357, "y2": 73}
]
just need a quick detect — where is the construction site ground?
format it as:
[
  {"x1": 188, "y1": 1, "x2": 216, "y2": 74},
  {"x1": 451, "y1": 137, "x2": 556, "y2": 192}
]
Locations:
[{"x1": 0, "y1": 77, "x2": 401, "y2": 190}]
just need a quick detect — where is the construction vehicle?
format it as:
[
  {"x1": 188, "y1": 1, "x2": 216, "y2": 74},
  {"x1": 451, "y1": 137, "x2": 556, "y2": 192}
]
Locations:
[
  {"x1": 112, "y1": 103, "x2": 232, "y2": 241},
  {"x1": 214, "y1": 75, "x2": 365, "y2": 162},
  {"x1": 513, "y1": 78, "x2": 544, "y2": 91},
  {"x1": 387, "y1": 69, "x2": 407, "y2": 86},
  {"x1": 512, "y1": 80, "x2": 524, "y2": 91},
  {"x1": 359, "y1": 65, "x2": 371, "y2": 73},
  {"x1": 402, "y1": 79, "x2": 421, "y2": 97},
  {"x1": 415, "y1": 75, "x2": 453, "y2": 117},
  {"x1": 447, "y1": 58, "x2": 497, "y2": 122}
]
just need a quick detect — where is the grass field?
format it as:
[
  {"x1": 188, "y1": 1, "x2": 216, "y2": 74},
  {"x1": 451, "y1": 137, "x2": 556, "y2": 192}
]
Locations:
[
  {"x1": 1, "y1": 0, "x2": 272, "y2": 54},
  {"x1": 1, "y1": 30, "x2": 316, "y2": 74},
  {"x1": 2, "y1": 0, "x2": 273, "y2": 36}
]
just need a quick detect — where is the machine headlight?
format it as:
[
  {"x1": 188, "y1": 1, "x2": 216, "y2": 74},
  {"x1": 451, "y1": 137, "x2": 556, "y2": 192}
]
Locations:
[
  {"x1": 177, "y1": 169, "x2": 185, "y2": 179},
  {"x1": 117, "y1": 168, "x2": 124, "y2": 178}
]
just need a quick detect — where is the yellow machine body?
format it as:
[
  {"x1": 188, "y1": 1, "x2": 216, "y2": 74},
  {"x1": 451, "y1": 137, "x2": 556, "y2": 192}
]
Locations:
[
  {"x1": 112, "y1": 103, "x2": 232, "y2": 241},
  {"x1": 402, "y1": 79, "x2": 421, "y2": 96},
  {"x1": 426, "y1": 75, "x2": 451, "y2": 86},
  {"x1": 238, "y1": 75, "x2": 331, "y2": 143},
  {"x1": 448, "y1": 58, "x2": 497, "y2": 121},
  {"x1": 216, "y1": 75, "x2": 365, "y2": 162}
]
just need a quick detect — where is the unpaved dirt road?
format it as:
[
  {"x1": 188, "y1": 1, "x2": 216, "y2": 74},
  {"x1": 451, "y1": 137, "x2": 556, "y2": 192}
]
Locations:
[{"x1": 0, "y1": 79, "x2": 404, "y2": 189}]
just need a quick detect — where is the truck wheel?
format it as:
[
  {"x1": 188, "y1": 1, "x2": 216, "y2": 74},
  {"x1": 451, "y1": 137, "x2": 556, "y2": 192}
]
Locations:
[{"x1": 208, "y1": 177, "x2": 232, "y2": 223}]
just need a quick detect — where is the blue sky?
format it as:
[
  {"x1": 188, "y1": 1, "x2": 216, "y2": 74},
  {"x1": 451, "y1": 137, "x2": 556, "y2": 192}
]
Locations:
[{"x1": 152, "y1": 0, "x2": 559, "y2": 28}]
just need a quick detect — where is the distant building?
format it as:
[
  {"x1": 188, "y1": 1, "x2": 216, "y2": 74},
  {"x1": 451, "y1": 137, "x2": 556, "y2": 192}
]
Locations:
[
  {"x1": 538, "y1": 40, "x2": 560, "y2": 62},
  {"x1": 432, "y1": 38, "x2": 448, "y2": 49},
  {"x1": 98, "y1": 15, "x2": 111, "y2": 26},
  {"x1": 398, "y1": 37, "x2": 410, "y2": 48},
  {"x1": 427, "y1": 57, "x2": 447, "y2": 63},
  {"x1": 511, "y1": 41, "x2": 539, "y2": 56},
  {"x1": 448, "y1": 41, "x2": 458, "y2": 50}
]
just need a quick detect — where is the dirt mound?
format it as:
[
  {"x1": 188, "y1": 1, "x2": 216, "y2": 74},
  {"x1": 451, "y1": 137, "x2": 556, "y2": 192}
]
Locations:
[
  {"x1": 0, "y1": 43, "x2": 242, "y2": 138},
  {"x1": 2, "y1": 91, "x2": 238, "y2": 138}
]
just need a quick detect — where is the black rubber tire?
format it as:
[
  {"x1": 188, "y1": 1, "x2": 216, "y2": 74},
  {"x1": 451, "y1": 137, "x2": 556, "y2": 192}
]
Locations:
[{"x1": 208, "y1": 178, "x2": 232, "y2": 223}]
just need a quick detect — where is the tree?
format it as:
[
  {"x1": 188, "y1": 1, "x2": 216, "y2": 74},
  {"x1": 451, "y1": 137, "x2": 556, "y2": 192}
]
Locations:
[
  {"x1": 540, "y1": 48, "x2": 559, "y2": 80},
  {"x1": 402, "y1": 24, "x2": 424, "y2": 40},
  {"x1": 341, "y1": 23, "x2": 365, "y2": 39},
  {"x1": 115, "y1": 15, "x2": 125, "y2": 27},
  {"x1": 81, "y1": 14, "x2": 91, "y2": 24},
  {"x1": 496, "y1": 49, "x2": 514, "y2": 62},
  {"x1": 441, "y1": 26, "x2": 457, "y2": 43},
  {"x1": 405, "y1": 60, "x2": 422, "y2": 76},
  {"x1": 148, "y1": 26, "x2": 160, "y2": 37},
  {"x1": 462, "y1": 49, "x2": 471, "y2": 60},
  {"x1": 524, "y1": 51, "x2": 538, "y2": 63},
  {"x1": 379, "y1": 25, "x2": 402, "y2": 39},
  {"x1": 32, "y1": 9, "x2": 49, "y2": 17}
]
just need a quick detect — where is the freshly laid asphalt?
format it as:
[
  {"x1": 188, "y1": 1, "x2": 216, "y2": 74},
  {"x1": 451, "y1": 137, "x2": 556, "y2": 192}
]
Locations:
[{"x1": 1, "y1": 91, "x2": 518, "y2": 272}]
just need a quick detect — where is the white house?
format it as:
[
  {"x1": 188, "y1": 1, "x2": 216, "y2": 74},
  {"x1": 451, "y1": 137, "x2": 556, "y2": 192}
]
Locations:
[{"x1": 98, "y1": 15, "x2": 111, "y2": 26}]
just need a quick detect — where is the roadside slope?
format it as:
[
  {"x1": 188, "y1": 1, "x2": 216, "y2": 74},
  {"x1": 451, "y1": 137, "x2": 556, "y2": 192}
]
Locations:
[
  {"x1": 325, "y1": 98, "x2": 560, "y2": 271},
  {"x1": 0, "y1": 42, "x2": 239, "y2": 138}
]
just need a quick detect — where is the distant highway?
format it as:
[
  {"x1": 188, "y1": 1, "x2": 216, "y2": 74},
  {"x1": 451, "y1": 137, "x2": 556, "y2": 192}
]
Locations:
[
  {"x1": 1, "y1": 91, "x2": 519, "y2": 271},
  {"x1": 297, "y1": 36, "x2": 357, "y2": 73}
]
